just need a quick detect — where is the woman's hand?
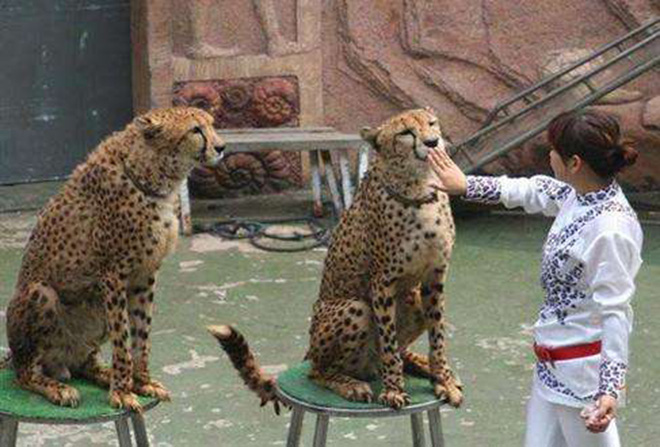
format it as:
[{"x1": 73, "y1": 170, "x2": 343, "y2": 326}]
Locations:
[
  {"x1": 581, "y1": 395, "x2": 617, "y2": 433},
  {"x1": 428, "y1": 147, "x2": 468, "y2": 196}
]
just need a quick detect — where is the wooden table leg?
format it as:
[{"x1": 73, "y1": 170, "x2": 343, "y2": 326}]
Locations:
[
  {"x1": 309, "y1": 150, "x2": 324, "y2": 217},
  {"x1": 357, "y1": 145, "x2": 370, "y2": 185},
  {"x1": 178, "y1": 178, "x2": 193, "y2": 236},
  {"x1": 320, "y1": 151, "x2": 343, "y2": 216},
  {"x1": 338, "y1": 149, "x2": 353, "y2": 209}
]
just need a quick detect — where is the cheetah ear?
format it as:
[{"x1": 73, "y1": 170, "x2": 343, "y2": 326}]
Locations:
[
  {"x1": 135, "y1": 115, "x2": 164, "y2": 140},
  {"x1": 424, "y1": 106, "x2": 436, "y2": 115},
  {"x1": 360, "y1": 126, "x2": 381, "y2": 151}
]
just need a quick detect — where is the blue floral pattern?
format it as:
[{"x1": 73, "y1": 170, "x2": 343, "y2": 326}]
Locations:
[
  {"x1": 539, "y1": 193, "x2": 635, "y2": 325},
  {"x1": 536, "y1": 177, "x2": 573, "y2": 202},
  {"x1": 464, "y1": 176, "x2": 502, "y2": 204},
  {"x1": 537, "y1": 362, "x2": 597, "y2": 402},
  {"x1": 598, "y1": 359, "x2": 627, "y2": 399},
  {"x1": 576, "y1": 181, "x2": 620, "y2": 206},
  {"x1": 536, "y1": 182, "x2": 636, "y2": 400}
]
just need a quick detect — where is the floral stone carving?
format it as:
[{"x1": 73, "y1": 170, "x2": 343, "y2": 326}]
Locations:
[{"x1": 173, "y1": 76, "x2": 303, "y2": 197}]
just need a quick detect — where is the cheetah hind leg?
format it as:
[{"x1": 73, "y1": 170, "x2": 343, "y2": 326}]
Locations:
[
  {"x1": 402, "y1": 350, "x2": 433, "y2": 379},
  {"x1": 75, "y1": 351, "x2": 112, "y2": 389},
  {"x1": 309, "y1": 368, "x2": 374, "y2": 403},
  {"x1": 402, "y1": 351, "x2": 464, "y2": 389},
  {"x1": 16, "y1": 362, "x2": 80, "y2": 407}
]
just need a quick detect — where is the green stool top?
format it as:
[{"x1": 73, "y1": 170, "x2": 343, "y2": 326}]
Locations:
[
  {"x1": 276, "y1": 362, "x2": 446, "y2": 417},
  {"x1": 0, "y1": 370, "x2": 158, "y2": 423}
]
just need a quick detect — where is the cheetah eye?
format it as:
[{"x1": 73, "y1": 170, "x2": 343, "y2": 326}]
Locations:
[
  {"x1": 429, "y1": 120, "x2": 438, "y2": 127},
  {"x1": 397, "y1": 129, "x2": 415, "y2": 137},
  {"x1": 191, "y1": 126, "x2": 203, "y2": 135}
]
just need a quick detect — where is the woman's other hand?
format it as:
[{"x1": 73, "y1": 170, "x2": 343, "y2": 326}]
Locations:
[
  {"x1": 428, "y1": 147, "x2": 468, "y2": 196},
  {"x1": 581, "y1": 395, "x2": 617, "y2": 433}
]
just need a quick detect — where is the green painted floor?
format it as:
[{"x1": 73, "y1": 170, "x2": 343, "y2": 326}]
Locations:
[{"x1": 1, "y1": 207, "x2": 660, "y2": 446}]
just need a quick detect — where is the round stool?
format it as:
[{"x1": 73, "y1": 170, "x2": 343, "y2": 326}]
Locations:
[
  {"x1": 0, "y1": 370, "x2": 159, "y2": 447},
  {"x1": 277, "y1": 363, "x2": 447, "y2": 447}
]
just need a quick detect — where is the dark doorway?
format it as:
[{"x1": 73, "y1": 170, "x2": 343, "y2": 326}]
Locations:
[{"x1": 0, "y1": 0, "x2": 133, "y2": 184}]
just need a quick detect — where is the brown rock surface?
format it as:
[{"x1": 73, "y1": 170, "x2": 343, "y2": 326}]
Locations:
[{"x1": 137, "y1": 0, "x2": 660, "y2": 192}]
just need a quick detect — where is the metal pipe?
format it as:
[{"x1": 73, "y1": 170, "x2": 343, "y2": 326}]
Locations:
[
  {"x1": 463, "y1": 53, "x2": 660, "y2": 172},
  {"x1": 453, "y1": 30, "x2": 660, "y2": 156},
  {"x1": 483, "y1": 17, "x2": 660, "y2": 123}
]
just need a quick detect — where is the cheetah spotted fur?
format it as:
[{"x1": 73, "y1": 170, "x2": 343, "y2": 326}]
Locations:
[
  {"x1": 209, "y1": 108, "x2": 463, "y2": 410},
  {"x1": 6, "y1": 107, "x2": 225, "y2": 411}
]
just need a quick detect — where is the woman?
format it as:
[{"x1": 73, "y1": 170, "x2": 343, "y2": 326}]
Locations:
[{"x1": 428, "y1": 109, "x2": 642, "y2": 447}]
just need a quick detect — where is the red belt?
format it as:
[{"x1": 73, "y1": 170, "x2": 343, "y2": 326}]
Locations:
[{"x1": 533, "y1": 341, "x2": 602, "y2": 367}]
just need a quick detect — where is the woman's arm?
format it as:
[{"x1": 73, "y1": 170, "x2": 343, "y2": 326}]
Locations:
[
  {"x1": 428, "y1": 148, "x2": 572, "y2": 216},
  {"x1": 580, "y1": 226, "x2": 643, "y2": 431}
]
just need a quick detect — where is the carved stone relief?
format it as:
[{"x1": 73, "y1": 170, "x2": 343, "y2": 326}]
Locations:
[{"x1": 173, "y1": 76, "x2": 303, "y2": 198}]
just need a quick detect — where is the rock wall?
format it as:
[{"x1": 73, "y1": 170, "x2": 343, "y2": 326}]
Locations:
[
  {"x1": 321, "y1": 0, "x2": 660, "y2": 191},
  {"x1": 133, "y1": 0, "x2": 660, "y2": 195}
]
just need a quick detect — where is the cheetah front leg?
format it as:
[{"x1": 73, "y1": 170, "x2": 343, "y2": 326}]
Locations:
[
  {"x1": 421, "y1": 269, "x2": 463, "y2": 407},
  {"x1": 372, "y1": 278, "x2": 409, "y2": 409},
  {"x1": 128, "y1": 277, "x2": 170, "y2": 401},
  {"x1": 100, "y1": 274, "x2": 142, "y2": 412}
]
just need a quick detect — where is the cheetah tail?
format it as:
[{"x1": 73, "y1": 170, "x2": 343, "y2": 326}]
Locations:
[{"x1": 206, "y1": 325, "x2": 282, "y2": 415}]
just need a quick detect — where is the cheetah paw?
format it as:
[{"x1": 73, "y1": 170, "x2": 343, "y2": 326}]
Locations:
[
  {"x1": 47, "y1": 385, "x2": 81, "y2": 408},
  {"x1": 434, "y1": 382, "x2": 463, "y2": 407},
  {"x1": 378, "y1": 389, "x2": 410, "y2": 409},
  {"x1": 109, "y1": 389, "x2": 143, "y2": 413},
  {"x1": 341, "y1": 383, "x2": 374, "y2": 403},
  {"x1": 133, "y1": 379, "x2": 171, "y2": 402}
]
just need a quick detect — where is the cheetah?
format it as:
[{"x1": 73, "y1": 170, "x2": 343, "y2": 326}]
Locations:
[
  {"x1": 209, "y1": 107, "x2": 463, "y2": 410},
  {"x1": 6, "y1": 107, "x2": 225, "y2": 411}
]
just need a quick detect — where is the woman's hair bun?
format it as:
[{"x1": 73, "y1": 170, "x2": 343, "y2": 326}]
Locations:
[{"x1": 620, "y1": 143, "x2": 639, "y2": 168}]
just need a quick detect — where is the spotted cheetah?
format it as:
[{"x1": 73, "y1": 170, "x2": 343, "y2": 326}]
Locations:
[
  {"x1": 209, "y1": 107, "x2": 463, "y2": 410},
  {"x1": 6, "y1": 107, "x2": 225, "y2": 411}
]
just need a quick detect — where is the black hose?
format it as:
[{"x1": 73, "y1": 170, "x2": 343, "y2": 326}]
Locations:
[{"x1": 193, "y1": 215, "x2": 335, "y2": 253}]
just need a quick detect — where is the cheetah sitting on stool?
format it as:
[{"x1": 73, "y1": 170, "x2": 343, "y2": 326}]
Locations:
[
  {"x1": 6, "y1": 107, "x2": 225, "y2": 411},
  {"x1": 209, "y1": 107, "x2": 463, "y2": 410}
]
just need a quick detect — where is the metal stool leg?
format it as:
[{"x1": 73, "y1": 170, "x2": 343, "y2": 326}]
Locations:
[
  {"x1": 427, "y1": 409, "x2": 445, "y2": 447},
  {"x1": 131, "y1": 413, "x2": 150, "y2": 447},
  {"x1": 410, "y1": 412, "x2": 426, "y2": 447},
  {"x1": 115, "y1": 417, "x2": 133, "y2": 447},
  {"x1": 286, "y1": 407, "x2": 305, "y2": 447},
  {"x1": 312, "y1": 414, "x2": 329, "y2": 447},
  {"x1": 0, "y1": 419, "x2": 18, "y2": 447}
]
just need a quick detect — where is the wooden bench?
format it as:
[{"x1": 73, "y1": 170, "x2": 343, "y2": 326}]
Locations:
[{"x1": 179, "y1": 127, "x2": 370, "y2": 235}]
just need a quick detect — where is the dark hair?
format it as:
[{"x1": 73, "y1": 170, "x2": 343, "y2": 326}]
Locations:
[{"x1": 547, "y1": 109, "x2": 638, "y2": 178}]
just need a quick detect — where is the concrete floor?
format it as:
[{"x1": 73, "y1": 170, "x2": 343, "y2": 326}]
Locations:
[{"x1": 1, "y1": 200, "x2": 660, "y2": 446}]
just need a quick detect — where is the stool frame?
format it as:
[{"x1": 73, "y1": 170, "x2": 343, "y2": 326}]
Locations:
[
  {"x1": 0, "y1": 400, "x2": 158, "y2": 447},
  {"x1": 277, "y1": 388, "x2": 446, "y2": 447}
]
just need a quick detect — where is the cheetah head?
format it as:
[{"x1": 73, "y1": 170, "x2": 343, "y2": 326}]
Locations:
[
  {"x1": 360, "y1": 107, "x2": 444, "y2": 170},
  {"x1": 134, "y1": 107, "x2": 225, "y2": 168}
]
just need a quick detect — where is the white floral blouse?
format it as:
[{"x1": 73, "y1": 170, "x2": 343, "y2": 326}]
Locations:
[{"x1": 464, "y1": 175, "x2": 643, "y2": 408}]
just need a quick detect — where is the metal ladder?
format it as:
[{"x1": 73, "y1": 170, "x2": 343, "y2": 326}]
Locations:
[{"x1": 450, "y1": 18, "x2": 660, "y2": 173}]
